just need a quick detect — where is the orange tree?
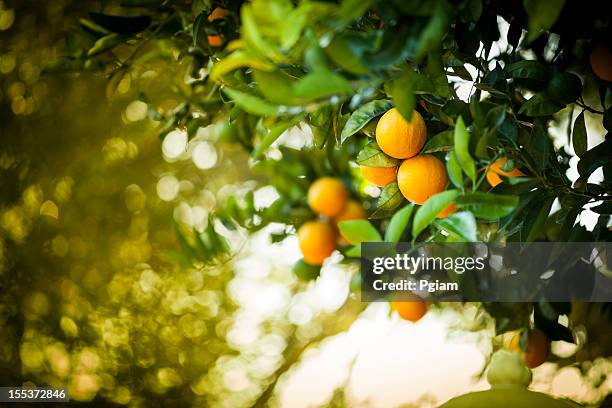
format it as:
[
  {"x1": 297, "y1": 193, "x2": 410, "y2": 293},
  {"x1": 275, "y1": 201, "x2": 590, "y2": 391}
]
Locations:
[{"x1": 49, "y1": 0, "x2": 611, "y2": 379}]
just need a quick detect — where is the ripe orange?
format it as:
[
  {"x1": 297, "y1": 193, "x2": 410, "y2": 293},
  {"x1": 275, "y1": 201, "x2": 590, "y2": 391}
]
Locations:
[
  {"x1": 397, "y1": 154, "x2": 448, "y2": 205},
  {"x1": 390, "y1": 298, "x2": 428, "y2": 322},
  {"x1": 437, "y1": 203, "x2": 456, "y2": 218},
  {"x1": 334, "y1": 200, "x2": 366, "y2": 222},
  {"x1": 376, "y1": 108, "x2": 427, "y2": 159},
  {"x1": 360, "y1": 165, "x2": 397, "y2": 186},
  {"x1": 307, "y1": 177, "x2": 348, "y2": 217},
  {"x1": 297, "y1": 220, "x2": 337, "y2": 266},
  {"x1": 486, "y1": 158, "x2": 526, "y2": 187},
  {"x1": 207, "y1": 7, "x2": 229, "y2": 47},
  {"x1": 590, "y1": 44, "x2": 612, "y2": 82},
  {"x1": 508, "y1": 329, "x2": 550, "y2": 368}
]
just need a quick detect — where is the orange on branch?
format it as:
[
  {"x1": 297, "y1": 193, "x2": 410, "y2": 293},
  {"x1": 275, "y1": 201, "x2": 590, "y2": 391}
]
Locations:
[
  {"x1": 375, "y1": 108, "x2": 427, "y2": 159},
  {"x1": 297, "y1": 220, "x2": 337, "y2": 266},
  {"x1": 334, "y1": 200, "x2": 366, "y2": 223},
  {"x1": 486, "y1": 158, "x2": 526, "y2": 187},
  {"x1": 207, "y1": 7, "x2": 229, "y2": 47},
  {"x1": 508, "y1": 329, "x2": 550, "y2": 368},
  {"x1": 590, "y1": 44, "x2": 612, "y2": 82},
  {"x1": 390, "y1": 298, "x2": 428, "y2": 322},
  {"x1": 397, "y1": 154, "x2": 448, "y2": 205},
  {"x1": 360, "y1": 165, "x2": 397, "y2": 186},
  {"x1": 307, "y1": 177, "x2": 348, "y2": 217}
]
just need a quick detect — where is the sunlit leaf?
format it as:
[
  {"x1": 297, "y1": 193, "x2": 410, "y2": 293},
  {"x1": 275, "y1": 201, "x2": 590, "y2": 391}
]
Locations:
[
  {"x1": 338, "y1": 219, "x2": 382, "y2": 245},
  {"x1": 412, "y1": 190, "x2": 458, "y2": 238},
  {"x1": 384, "y1": 204, "x2": 414, "y2": 242},
  {"x1": 341, "y1": 99, "x2": 393, "y2": 142}
]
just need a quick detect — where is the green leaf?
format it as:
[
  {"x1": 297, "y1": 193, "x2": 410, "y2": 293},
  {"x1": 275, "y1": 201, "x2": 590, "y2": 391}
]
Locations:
[
  {"x1": 385, "y1": 204, "x2": 414, "y2": 242},
  {"x1": 522, "y1": 195, "x2": 554, "y2": 242},
  {"x1": 505, "y1": 60, "x2": 548, "y2": 81},
  {"x1": 87, "y1": 33, "x2": 124, "y2": 57},
  {"x1": 434, "y1": 211, "x2": 477, "y2": 241},
  {"x1": 572, "y1": 110, "x2": 587, "y2": 157},
  {"x1": 370, "y1": 182, "x2": 404, "y2": 219},
  {"x1": 356, "y1": 141, "x2": 400, "y2": 167},
  {"x1": 242, "y1": 4, "x2": 284, "y2": 62},
  {"x1": 293, "y1": 260, "x2": 321, "y2": 281},
  {"x1": 338, "y1": 220, "x2": 382, "y2": 245},
  {"x1": 523, "y1": 0, "x2": 566, "y2": 42},
  {"x1": 293, "y1": 70, "x2": 352, "y2": 100},
  {"x1": 210, "y1": 50, "x2": 275, "y2": 82},
  {"x1": 518, "y1": 92, "x2": 564, "y2": 116},
  {"x1": 222, "y1": 88, "x2": 281, "y2": 116},
  {"x1": 412, "y1": 190, "x2": 458, "y2": 238},
  {"x1": 423, "y1": 130, "x2": 453, "y2": 153},
  {"x1": 252, "y1": 121, "x2": 296, "y2": 159},
  {"x1": 456, "y1": 192, "x2": 519, "y2": 220},
  {"x1": 392, "y1": 69, "x2": 417, "y2": 121},
  {"x1": 325, "y1": 35, "x2": 371, "y2": 75},
  {"x1": 415, "y1": 0, "x2": 453, "y2": 61},
  {"x1": 341, "y1": 99, "x2": 393, "y2": 142},
  {"x1": 253, "y1": 69, "x2": 299, "y2": 105},
  {"x1": 453, "y1": 116, "x2": 477, "y2": 182},
  {"x1": 446, "y1": 151, "x2": 464, "y2": 189},
  {"x1": 280, "y1": 7, "x2": 308, "y2": 50}
]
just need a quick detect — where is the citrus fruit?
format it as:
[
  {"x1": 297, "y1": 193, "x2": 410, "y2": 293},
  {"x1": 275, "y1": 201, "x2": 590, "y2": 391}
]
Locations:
[
  {"x1": 508, "y1": 329, "x2": 550, "y2": 368},
  {"x1": 397, "y1": 154, "x2": 448, "y2": 205},
  {"x1": 307, "y1": 177, "x2": 348, "y2": 217},
  {"x1": 486, "y1": 158, "x2": 526, "y2": 187},
  {"x1": 437, "y1": 203, "x2": 457, "y2": 218},
  {"x1": 360, "y1": 165, "x2": 397, "y2": 186},
  {"x1": 334, "y1": 200, "x2": 366, "y2": 222},
  {"x1": 390, "y1": 298, "x2": 428, "y2": 322},
  {"x1": 297, "y1": 220, "x2": 337, "y2": 266},
  {"x1": 547, "y1": 72, "x2": 582, "y2": 104},
  {"x1": 590, "y1": 44, "x2": 612, "y2": 82},
  {"x1": 375, "y1": 108, "x2": 427, "y2": 159},
  {"x1": 207, "y1": 7, "x2": 229, "y2": 47}
]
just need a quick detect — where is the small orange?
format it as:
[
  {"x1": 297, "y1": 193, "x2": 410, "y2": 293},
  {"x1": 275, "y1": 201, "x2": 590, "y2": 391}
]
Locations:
[
  {"x1": 360, "y1": 165, "x2": 397, "y2": 186},
  {"x1": 437, "y1": 203, "x2": 456, "y2": 218},
  {"x1": 208, "y1": 7, "x2": 229, "y2": 21},
  {"x1": 334, "y1": 200, "x2": 367, "y2": 223},
  {"x1": 508, "y1": 329, "x2": 550, "y2": 368},
  {"x1": 376, "y1": 108, "x2": 427, "y2": 159},
  {"x1": 486, "y1": 158, "x2": 526, "y2": 187},
  {"x1": 397, "y1": 154, "x2": 448, "y2": 205},
  {"x1": 297, "y1": 220, "x2": 337, "y2": 266},
  {"x1": 590, "y1": 44, "x2": 612, "y2": 82},
  {"x1": 307, "y1": 177, "x2": 348, "y2": 217},
  {"x1": 207, "y1": 7, "x2": 229, "y2": 47},
  {"x1": 390, "y1": 298, "x2": 428, "y2": 322}
]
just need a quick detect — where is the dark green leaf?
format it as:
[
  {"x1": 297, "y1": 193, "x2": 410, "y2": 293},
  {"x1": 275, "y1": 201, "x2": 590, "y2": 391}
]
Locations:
[
  {"x1": 341, "y1": 99, "x2": 393, "y2": 142},
  {"x1": 370, "y1": 182, "x2": 404, "y2": 219},
  {"x1": 392, "y1": 70, "x2": 417, "y2": 121},
  {"x1": 385, "y1": 204, "x2": 414, "y2": 242},
  {"x1": 572, "y1": 111, "x2": 588, "y2": 157},
  {"x1": 423, "y1": 130, "x2": 454, "y2": 153},
  {"x1": 325, "y1": 35, "x2": 371, "y2": 75},
  {"x1": 412, "y1": 190, "x2": 459, "y2": 238},
  {"x1": 518, "y1": 92, "x2": 564, "y2": 116},
  {"x1": 523, "y1": 0, "x2": 566, "y2": 42},
  {"x1": 505, "y1": 60, "x2": 548, "y2": 81},
  {"x1": 356, "y1": 142, "x2": 400, "y2": 167},
  {"x1": 293, "y1": 260, "x2": 321, "y2": 281}
]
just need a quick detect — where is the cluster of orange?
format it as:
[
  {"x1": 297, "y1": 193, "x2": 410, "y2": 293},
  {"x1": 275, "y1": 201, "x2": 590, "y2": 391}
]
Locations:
[
  {"x1": 297, "y1": 177, "x2": 366, "y2": 266},
  {"x1": 360, "y1": 108, "x2": 456, "y2": 217}
]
